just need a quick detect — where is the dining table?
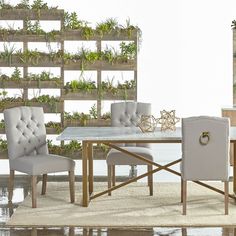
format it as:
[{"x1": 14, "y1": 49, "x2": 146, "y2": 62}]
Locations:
[{"x1": 57, "y1": 126, "x2": 236, "y2": 207}]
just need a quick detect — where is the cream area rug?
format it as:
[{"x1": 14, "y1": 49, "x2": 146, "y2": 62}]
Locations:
[{"x1": 6, "y1": 182, "x2": 236, "y2": 227}]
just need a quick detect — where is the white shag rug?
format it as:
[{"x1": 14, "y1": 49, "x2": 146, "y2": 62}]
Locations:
[{"x1": 6, "y1": 182, "x2": 236, "y2": 227}]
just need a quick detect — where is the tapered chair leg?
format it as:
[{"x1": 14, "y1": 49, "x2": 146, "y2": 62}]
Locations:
[
  {"x1": 182, "y1": 180, "x2": 187, "y2": 215},
  {"x1": 224, "y1": 181, "x2": 229, "y2": 215},
  {"x1": 112, "y1": 165, "x2": 116, "y2": 187},
  {"x1": 41, "y1": 174, "x2": 47, "y2": 195},
  {"x1": 69, "y1": 170, "x2": 75, "y2": 203},
  {"x1": 8, "y1": 170, "x2": 15, "y2": 202},
  {"x1": 148, "y1": 165, "x2": 153, "y2": 196},
  {"x1": 31, "y1": 176, "x2": 37, "y2": 208},
  {"x1": 108, "y1": 165, "x2": 112, "y2": 196},
  {"x1": 181, "y1": 178, "x2": 183, "y2": 203}
]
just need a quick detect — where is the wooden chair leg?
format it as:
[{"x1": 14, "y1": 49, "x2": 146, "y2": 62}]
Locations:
[
  {"x1": 41, "y1": 174, "x2": 47, "y2": 195},
  {"x1": 225, "y1": 181, "x2": 229, "y2": 215},
  {"x1": 31, "y1": 176, "x2": 37, "y2": 208},
  {"x1": 69, "y1": 170, "x2": 75, "y2": 203},
  {"x1": 181, "y1": 178, "x2": 183, "y2": 203},
  {"x1": 108, "y1": 165, "x2": 112, "y2": 196},
  {"x1": 182, "y1": 180, "x2": 187, "y2": 215},
  {"x1": 112, "y1": 165, "x2": 116, "y2": 187},
  {"x1": 148, "y1": 165, "x2": 153, "y2": 196},
  {"x1": 8, "y1": 170, "x2": 14, "y2": 202}
]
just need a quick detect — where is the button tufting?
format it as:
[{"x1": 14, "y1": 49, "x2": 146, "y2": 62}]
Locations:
[
  {"x1": 32, "y1": 131, "x2": 35, "y2": 135},
  {"x1": 28, "y1": 140, "x2": 31, "y2": 143},
  {"x1": 18, "y1": 141, "x2": 20, "y2": 144}
]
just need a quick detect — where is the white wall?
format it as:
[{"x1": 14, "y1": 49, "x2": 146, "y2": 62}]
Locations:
[
  {"x1": 49, "y1": 0, "x2": 235, "y2": 118},
  {"x1": 7, "y1": 0, "x2": 236, "y2": 117}
]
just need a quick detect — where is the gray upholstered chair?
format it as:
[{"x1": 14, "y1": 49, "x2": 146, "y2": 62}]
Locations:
[
  {"x1": 4, "y1": 106, "x2": 75, "y2": 208},
  {"x1": 181, "y1": 116, "x2": 230, "y2": 215},
  {"x1": 106, "y1": 102, "x2": 154, "y2": 196}
]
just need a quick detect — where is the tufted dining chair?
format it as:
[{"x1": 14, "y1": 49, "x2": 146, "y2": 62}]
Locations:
[
  {"x1": 4, "y1": 106, "x2": 75, "y2": 208},
  {"x1": 181, "y1": 116, "x2": 230, "y2": 215},
  {"x1": 106, "y1": 102, "x2": 154, "y2": 196}
]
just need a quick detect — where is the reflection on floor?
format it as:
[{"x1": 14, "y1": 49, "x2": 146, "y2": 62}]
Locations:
[{"x1": 0, "y1": 180, "x2": 235, "y2": 236}]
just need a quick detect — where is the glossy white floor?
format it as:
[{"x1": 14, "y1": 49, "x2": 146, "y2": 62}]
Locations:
[{"x1": 0, "y1": 144, "x2": 235, "y2": 235}]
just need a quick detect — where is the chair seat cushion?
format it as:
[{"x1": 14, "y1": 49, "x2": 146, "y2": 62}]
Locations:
[
  {"x1": 106, "y1": 146, "x2": 154, "y2": 165},
  {"x1": 10, "y1": 154, "x2": 75, "y2": 175}
]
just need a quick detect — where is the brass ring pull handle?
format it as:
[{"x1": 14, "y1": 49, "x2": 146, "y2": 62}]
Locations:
[{"x1": 199, "y1": 131, "x2": 210, "y2": 145}]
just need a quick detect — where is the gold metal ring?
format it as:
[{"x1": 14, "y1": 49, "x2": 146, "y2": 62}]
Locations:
[{"x1": 199, "y1": 131, "x2": 210, "y2": 145}]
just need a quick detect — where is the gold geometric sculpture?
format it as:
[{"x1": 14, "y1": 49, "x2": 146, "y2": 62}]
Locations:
[
  {"x1": 137, "y1": 115, "x2": 157, "y2": 133},
  {"x1": 156, "y1": 110, "x2": 180, "y2": 131}
]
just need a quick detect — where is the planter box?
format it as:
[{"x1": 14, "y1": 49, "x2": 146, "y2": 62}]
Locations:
[
  {"x1": 0, "y1": 101, "x2": 63, "y2": 113},
  {"x1": 49, "y1": 148, "x2": 108, "y2": 160},
  {"x1": 0, "y1": 33, "x2": 62, "y2": 42},
  {"x1": 64, "y1": 60, "x2": 136, "y2": 71},
  {"x1": 0, "y1": 80, "x2": 62, "y2": 89},
  {"x1": 101, "y1": 89, "x2": 136, "y2": 100},
  {"x1": 64, "y1": 118, "x2": 111, "y2": 127},
  {"x1": 0, "y1": 55, "x2": 62, "y2": 67},
  {"x1": 61, "y1": 89, "x2": 98, "y2": 100},
  {"x1": 0, "y1": 150, "x2": 8, "y2": 159},
  {"x1": 0, "y1": 9, "x2": 64, "y2": 20},
  {"x1": 63, "y1": 29, "x2": 138, "y2": 41}
]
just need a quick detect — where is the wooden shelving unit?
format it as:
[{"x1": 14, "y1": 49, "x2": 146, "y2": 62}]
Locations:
[{"x1": 0, "y1": 7, "x2": 138, "y2": 160}]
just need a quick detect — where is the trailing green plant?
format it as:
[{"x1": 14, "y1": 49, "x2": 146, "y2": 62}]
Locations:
[
  {"x1": 96, "y1": 18, "x2": 118, "y2": 38},
  {"x1": 81, "y1": 25, "x2": 94, "y2": 40},
  {"x1": 64, "y1": 78, "x2": 96, "y2": 93},
  {"x1": 89, "y1": 104, "x2": 97, "y2": 119},
  {"x1": 45, "y1": 121, "x2": 62, "y2": 134}
]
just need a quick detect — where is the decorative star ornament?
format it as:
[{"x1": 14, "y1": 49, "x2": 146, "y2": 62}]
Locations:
[{"x1": 156, "y1": 110, "x2": 180, "y2": 131}]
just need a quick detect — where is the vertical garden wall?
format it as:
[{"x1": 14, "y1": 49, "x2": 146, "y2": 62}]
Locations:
[{"x1": 0, "y1": 1, "x2": 139, "y2": 160}]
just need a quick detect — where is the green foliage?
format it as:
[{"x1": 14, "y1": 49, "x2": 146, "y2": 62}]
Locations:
[
  {"x1": 31, "y1": 0, "x2": 48, "y2": 10},
  {"x1": 64, "y1": 78, "x2": 96, "y2": 93},
  {"x1": 117, "y1": 79, "x2": 136, "y2": 89},
  {"x1": 81, "y1": 25, "x2": 94, "y2": 40},
  {"x1": 96, "y1": 18, "x2": 118, "y2": 37},
  {"x1": 0, "y1": 44, "x2": 16, "y2": 66},
  {"x1": 101, "y1": 77, "x2": 118, "y2": 95},
  {"x1": 101, "y1": 112, "x2": 111, "y2": 120},
  {"x1": 45, "y1": 121, "x2": 62, "y2": 134},
  {"x1": 26, "y1": 20, "x2": 44, "y2": 35},
  {"x1": 0, "y1": 119, "x2": 5, "y2": 128},
  {"x1": 15, "y1": 0, "x2": 30, "y2": 9},
  {"x1": 30, "y1": 95, "x2": 60, "y2": 112},
  {"x1": 17, "y1": 49, "x2": 42, "y2": 65},
  {"x1": 64, "y1": 12, "x2": 85, "y2": 30},
  {"x1": 27, "y1": 71, "x2": 60, "y2": 82},
  {"x1": 11, "y1": 67, "x2": 21, "y2": 80},
  {"x1": 89, "y1": 104, "x2": 97, "y2": 119},
  {"x1": 0, "y1": 0, "x2": 13, "y2": 9},
  {"x1": 0, "y1": 139, "x2": 7, "y2": 151},
  {"x1": 120, "y1": 42, "x2": 136, "y2": 60}
]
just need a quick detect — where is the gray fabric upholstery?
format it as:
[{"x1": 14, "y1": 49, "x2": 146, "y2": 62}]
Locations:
[
  {"x1": 107, "y1": 147, "x2": 154, "y2": 165},
  {"x1": 4, "y1": 106, "x2": 75, "y2": 175},
  {"x1": 181, "y1": 116, "x2": 230, "y2": 181},
  {"x1": 111, "y1": 102, "x2": 151, "y2": 148},
  {"x1": 107, "y1": 102, "x2": 154, "y2": 165}
]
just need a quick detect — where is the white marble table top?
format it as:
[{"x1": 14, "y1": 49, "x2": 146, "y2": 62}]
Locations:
[{"x1": 57, "y1": 126, "x2": 236, "y2": 142}]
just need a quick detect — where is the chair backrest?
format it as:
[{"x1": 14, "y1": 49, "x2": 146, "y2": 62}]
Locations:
[
  {"x1": 4, "y1": 106, "x2": 48, "y2": 160},
  {"x1": 182, "y1": 116, "x2": 230, "y2": 181},
  {"x1": 111, "y1": 102, "x2": 151, "y2": 147}
]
